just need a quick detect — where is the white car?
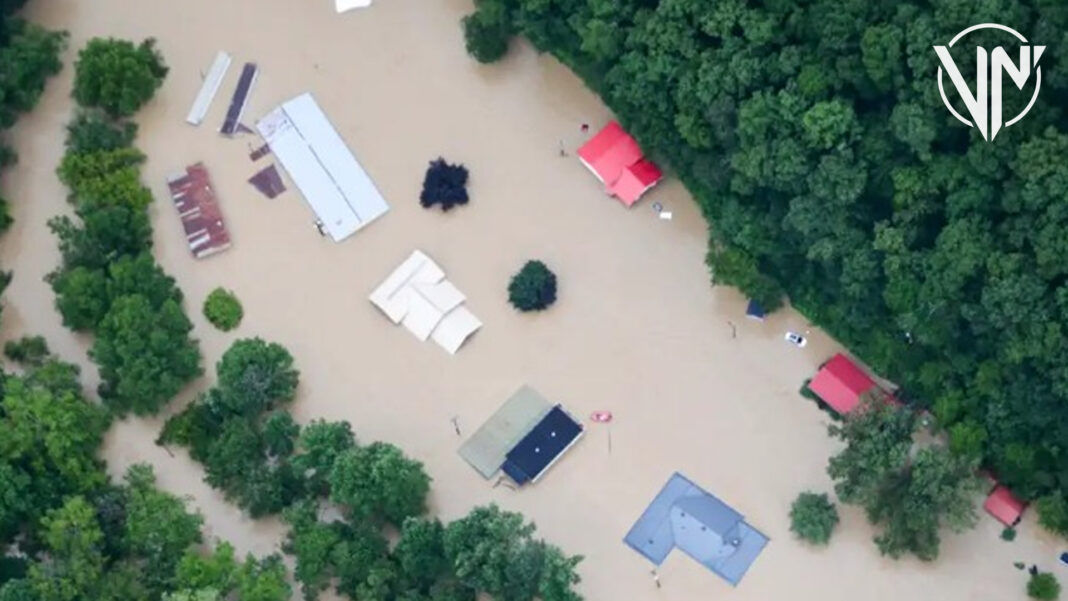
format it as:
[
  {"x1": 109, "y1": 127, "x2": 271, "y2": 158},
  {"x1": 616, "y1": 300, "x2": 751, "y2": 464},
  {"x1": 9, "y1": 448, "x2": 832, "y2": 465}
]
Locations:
[{"x1": 784, "y1": 331, "x2": 807, "y2": 348}]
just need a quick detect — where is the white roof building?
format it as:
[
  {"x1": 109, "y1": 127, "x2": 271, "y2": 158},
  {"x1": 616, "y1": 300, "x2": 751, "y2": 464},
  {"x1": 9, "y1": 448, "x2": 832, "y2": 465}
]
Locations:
[
  {"x1": 369, "y1": 250, "x2": 482, "y2": 354},
  {"x1": 257, "y1": 93, "x2": 388, "y2": 242}
]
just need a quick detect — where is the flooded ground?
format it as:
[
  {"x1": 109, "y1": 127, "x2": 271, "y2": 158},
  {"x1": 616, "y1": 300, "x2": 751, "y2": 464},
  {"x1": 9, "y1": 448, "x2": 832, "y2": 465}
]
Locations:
[{"x1": 0, "y1": 1, "x2": 1061, "y2": 599}]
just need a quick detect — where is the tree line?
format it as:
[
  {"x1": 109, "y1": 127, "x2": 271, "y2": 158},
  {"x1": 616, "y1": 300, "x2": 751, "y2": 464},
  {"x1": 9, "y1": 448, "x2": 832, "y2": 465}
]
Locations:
[
  {"x1": 462, "y1": 0, "x2": 1068, "y2": 535},
  {"x1": 47, "y1": 36, "x2": 201, "y2": 416},
  {"x1": 0, "y1": 340, "x2": 292, "y2": 601},
  {"x1": 161, "y1": 338, "x2": 584, "y2": 601}
]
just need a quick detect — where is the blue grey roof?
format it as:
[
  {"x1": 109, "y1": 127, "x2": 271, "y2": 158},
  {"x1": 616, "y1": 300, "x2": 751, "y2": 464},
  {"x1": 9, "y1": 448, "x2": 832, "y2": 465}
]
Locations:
[{"x1": 623, "y1": 473, "x2": 768, "y2": 586}]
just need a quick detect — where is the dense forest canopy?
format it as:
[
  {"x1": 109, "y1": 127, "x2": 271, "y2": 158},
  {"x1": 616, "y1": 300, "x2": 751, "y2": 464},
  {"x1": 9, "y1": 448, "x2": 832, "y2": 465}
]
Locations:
[{"x1": 464, "y1": 0, "x2": 1068, "y2": 512}]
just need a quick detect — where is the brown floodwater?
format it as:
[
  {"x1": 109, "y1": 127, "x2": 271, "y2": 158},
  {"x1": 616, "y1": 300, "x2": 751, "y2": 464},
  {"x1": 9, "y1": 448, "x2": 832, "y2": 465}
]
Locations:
[{"x1": 0, "y1": 1, "x2": 1060, "y2": 599}]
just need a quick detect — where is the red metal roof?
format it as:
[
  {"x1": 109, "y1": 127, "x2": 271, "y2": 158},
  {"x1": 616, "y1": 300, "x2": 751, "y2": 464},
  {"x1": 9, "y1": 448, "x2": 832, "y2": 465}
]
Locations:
[
  {"x1": 808, "y1": 353, "x2": 876, "y2": 415},
  {"x1": 166, "y1": 163, "x2": 231, "y2": 259},
  {"x1": 984, "y1": 485, "x2": 1025, "y2": 526},
  {"x1": 609, "y1": 160, "x2": 664, "y2": 206},
  {"x1": 577, "y1": 121, "x2": 644, "y2": 185}
]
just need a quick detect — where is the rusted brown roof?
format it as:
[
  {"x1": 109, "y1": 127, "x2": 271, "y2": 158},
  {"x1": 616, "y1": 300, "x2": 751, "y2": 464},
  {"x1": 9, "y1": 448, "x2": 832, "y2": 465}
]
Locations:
[{"x1": 166, "y1": 163, "x2": 232, "y2": 259}]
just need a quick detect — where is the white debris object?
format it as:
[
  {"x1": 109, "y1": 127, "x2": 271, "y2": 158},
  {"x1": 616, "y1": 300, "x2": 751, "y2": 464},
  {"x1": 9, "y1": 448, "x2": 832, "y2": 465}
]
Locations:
[{"x1": 336, "y1": 0, "x2": 372, "y2": 12}]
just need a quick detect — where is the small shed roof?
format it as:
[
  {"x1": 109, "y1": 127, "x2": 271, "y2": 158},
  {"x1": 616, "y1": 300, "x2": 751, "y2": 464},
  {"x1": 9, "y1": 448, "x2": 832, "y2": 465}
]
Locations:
[
  {"x1": 984, "y1": 485, "x2": 1025, "y2": 526},
  {"x1": 745, "y1": 300, "x2": 765, "y2": 321},
  {"x1": 808, "y1": 353, "x2": 876, "y2": 415}
]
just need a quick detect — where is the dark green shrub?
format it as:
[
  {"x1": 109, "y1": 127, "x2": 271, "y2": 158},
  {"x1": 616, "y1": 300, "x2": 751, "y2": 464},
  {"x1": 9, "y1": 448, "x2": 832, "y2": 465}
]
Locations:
[
  {"x1": 65, "y1": 110, "x2": 137, "y2": 154},
  {"x1": 1038, "y1": 493, "x2": 1068, "y2": 538},
  {"x1": 789, "y1": 492, "x2": 839, "y2": 545},
  {"x1": 462, "y1": 3, "x2": 512, "y2": 64},
  {"x1": 1001, "y1": 527, "x2": 1016, "y2": 542},
  {"x1": 3, "y1": 335, "x2": 50, "y2": 366},
  {"x1": 508, "y1": 260, "x2": 557, "y2": 312},
  {"x1": 1028, "y1": 572, "x2": 1060, "y2": 600},
  {"x1": 420, "y1": 158, "x2": 469, "y2": 211},
  {"x1": 203, "y1": 288, "x2": 243, "y2": 332}
]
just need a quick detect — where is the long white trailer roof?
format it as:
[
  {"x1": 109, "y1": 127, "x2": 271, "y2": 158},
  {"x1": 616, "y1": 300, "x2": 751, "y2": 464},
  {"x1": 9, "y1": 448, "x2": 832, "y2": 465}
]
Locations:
[{"x1": 257, "y1": 93, "x2": 388, "y2": 242}]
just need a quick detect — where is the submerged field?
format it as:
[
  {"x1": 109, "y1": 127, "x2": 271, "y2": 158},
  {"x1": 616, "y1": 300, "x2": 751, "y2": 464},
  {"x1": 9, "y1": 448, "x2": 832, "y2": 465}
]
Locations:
[{"x1": 0, "y1": 1, "x2": 1061, "y2": 599}]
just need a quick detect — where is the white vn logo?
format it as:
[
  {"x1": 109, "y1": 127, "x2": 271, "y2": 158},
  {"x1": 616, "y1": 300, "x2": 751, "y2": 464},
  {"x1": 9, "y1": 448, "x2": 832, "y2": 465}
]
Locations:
[{"x1": 934, "y1": 23, "x2": 1044, "y2": 141}]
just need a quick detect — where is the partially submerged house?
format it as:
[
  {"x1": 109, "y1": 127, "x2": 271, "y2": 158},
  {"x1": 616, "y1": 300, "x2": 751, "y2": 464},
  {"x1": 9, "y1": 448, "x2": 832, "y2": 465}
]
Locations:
[
  {"x1": 577, "y1": 121, "x2": 663, "y2": 206},
  {"x1": 984, "y1": 485, "x2": 1026, "y2": 527},
  {"x1": 165, "y1": 163, "x2": 231, "y2": 259},
  {"x1": 808, "y1": 353, "x2": 878, "y2": 415}
]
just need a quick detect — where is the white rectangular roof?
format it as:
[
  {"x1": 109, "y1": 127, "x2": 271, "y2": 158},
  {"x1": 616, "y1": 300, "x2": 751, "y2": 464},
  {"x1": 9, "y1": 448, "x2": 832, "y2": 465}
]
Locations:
[
  {"x1": 257, "y1": 93, "x2": 388, "y2": 242},
  {"x1": 186, "y1": 51, "x2": 231, "y2": 126}
]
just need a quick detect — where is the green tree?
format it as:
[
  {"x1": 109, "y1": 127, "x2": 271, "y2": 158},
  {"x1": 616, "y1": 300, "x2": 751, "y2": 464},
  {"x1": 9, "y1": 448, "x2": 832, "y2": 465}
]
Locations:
[
  {"x1": 462, "y1": 1, "x2": 513, "y2": 64},
  {"x1": 331, "y1": 522, "x2": 389, "y2": 600},
  {"x1": 508, "y1": 260, "x2": 557, "y2": 312},
  {"x1": 65, "y1": 111, "x2": 137, "y2": 155},
  {"x1": 1029, "y1": 572, "x2": 1061, "y2": 600},
  {"x1": 330, "y1": 443, "x2": 431, "y2": 526},
  {"x1": 443, "y1": 505, "x2": 578, "y2": 601},
  {"x1": 173, "y1": 543, "x2": 239, "y2": 593},
  {"x1": 3, "y1": 335, "x2": 50, "y2": 366},
  {"x1": 0, "y1": 580, "x2": 35, "y2": 601},
  {"x1": 203, "y1": 288, "x2": 243, "y2": 332},
  {"x1": 0, "y1": 376, "x2": 109, "y2": 496},
  {"x1": 394, "y1": 518, "x2": 449, "y2": 592},
  {"x1": 828, "y1": 401, "x2": 980, "y2": 560},
  {"x1": 292, "y1": 419, "x2": 356, "y2": 497},
  {"x1": 1037, "y1": 493, "x2": 1068, "y2": 538},
  {"x1": 234, "y1": 554, "x2": 290, "y2": 601},
  {"x1": 121, "y1": 464, "x2": 203, "y2": 593},
  {"x1": 29, "y1": 497, "x2": 106, "y2": 601},
  {"x1": 214, "y1": 338, "x2": 298, "y2": 417},
  {"x1": 282, "y1": 501, "x2": 343, "y2": 601},
  {"x1": 72, "y1": 38, "x2": 168, "y2": 117},
  {"x1": 91, "y1": 294, "x2": 202, "y2": 416},
  {"x1": 0, "y1": 19, "x2": 66, "y2": 129},
  {"x1": 262, "y1": 412, "x2": 299, "y2": 458},
  {"x1": 789, "y1": 492, "x2": 839, "y2": 545}
]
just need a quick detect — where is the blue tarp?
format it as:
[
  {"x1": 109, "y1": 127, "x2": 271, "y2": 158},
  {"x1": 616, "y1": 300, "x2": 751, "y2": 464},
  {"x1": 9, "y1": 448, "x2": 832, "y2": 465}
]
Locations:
[
  {"x1": 745, "y1": 300, "x2": 765, "y2": 321},
  {"x1": 623, "y1": 473, "x2": 768, "y2": 586}
]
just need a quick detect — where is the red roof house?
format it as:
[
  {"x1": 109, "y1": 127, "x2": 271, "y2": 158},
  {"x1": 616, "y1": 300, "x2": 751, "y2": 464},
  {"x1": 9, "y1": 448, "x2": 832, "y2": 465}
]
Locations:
[
  {"x1": 577, "y1": 121, "x2": 663, "y2": 206},
  {"x1": 984, "y1": 485, "x2": 1025, "y2": 526},
  {"x1": 808, "y1": 353, "x2": 876, "y2": 415}
]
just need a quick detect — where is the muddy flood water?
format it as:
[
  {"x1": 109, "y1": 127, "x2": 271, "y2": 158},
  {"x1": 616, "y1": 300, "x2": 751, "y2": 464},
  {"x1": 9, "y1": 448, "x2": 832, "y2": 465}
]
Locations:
[{"x1": 0, "y1": 1, "x2": 1061, "y2": 600}]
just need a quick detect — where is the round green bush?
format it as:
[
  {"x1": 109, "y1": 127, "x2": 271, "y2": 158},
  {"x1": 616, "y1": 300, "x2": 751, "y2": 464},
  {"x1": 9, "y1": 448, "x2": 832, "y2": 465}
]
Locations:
[
  {"x1": 508, "y1": 260, "x2": 557, "y2": 312},
  {"x1": 1001, "y1": 527, "x2": 1017, "y2": 542},
  {"x1": 1038, "y1": 493, "x2": 1068, "y2": 538},
  {"x1": 1028, "y1": 572, "x2": 1061, "y2": 600},
  {"x1": 462, "y1": 10, "x2": 511, "y2": 64},
  {"x1": 789, "y1": 492, "x2": 839, "y2": 545},
  {"x1": 203, "y1": 288, "x2": 243, "y2": 331}
]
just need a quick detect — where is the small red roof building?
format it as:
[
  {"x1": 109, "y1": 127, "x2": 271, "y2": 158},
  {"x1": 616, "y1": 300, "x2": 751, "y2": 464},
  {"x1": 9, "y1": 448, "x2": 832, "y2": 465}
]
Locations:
[
  {"x1": 984, "y1": 485, "x2": 1026, "y2": 526},
  {"x1": 166, "y1": 163, "x2": 232, "y2": 259},
  {"x1": 808, "y1": 353, "x2": 876, "y2": 415},
  {"x1": 577, "y1": 121, "x2": 663, "y2": 206}
]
